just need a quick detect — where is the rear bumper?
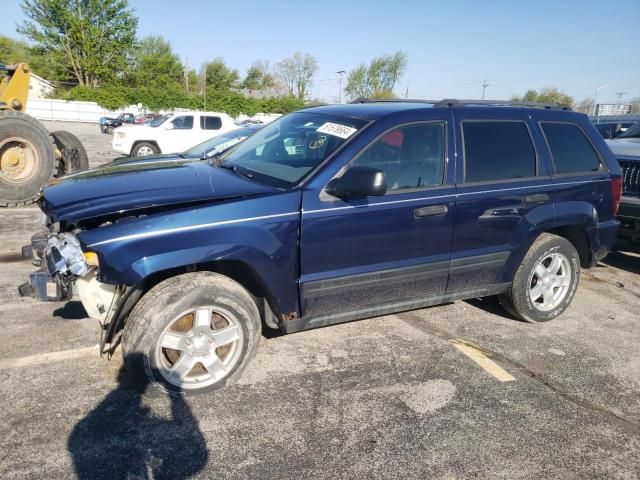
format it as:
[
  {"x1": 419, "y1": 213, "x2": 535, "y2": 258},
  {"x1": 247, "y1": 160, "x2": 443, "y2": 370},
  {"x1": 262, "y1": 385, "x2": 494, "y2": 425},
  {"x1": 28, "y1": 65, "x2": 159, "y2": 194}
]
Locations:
[
  {"x1": 616, "y1": 195, "x2": 640, "y2": 241},
  {"x1": 590, "y1": 219, "x2": 620, "y2": 266}
]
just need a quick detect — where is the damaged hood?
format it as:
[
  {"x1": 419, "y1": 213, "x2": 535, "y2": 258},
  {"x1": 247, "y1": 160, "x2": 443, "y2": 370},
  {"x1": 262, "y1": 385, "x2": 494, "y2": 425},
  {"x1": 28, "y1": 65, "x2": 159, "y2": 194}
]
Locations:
[{"x1": 40, "y1": 159, "x2": 278, "y2": 224}]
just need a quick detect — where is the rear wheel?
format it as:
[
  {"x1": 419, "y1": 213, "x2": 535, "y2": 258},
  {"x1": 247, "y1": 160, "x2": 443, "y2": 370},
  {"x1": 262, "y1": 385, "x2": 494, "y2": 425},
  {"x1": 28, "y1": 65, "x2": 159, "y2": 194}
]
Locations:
[
  {"x1": 132, "y1": 141, "x2": 159, "y2": 157},
  {"x1": 499, "y1": 233, "x2": 580, "y2": 323},
  {"x1": 50, "y1": 130, "x2": 89, "y2": 176},
  {"x1": 0, "y1": 110, "x2": 56, "y2": 207},
  {"x1": 122, "y1": 272, "x2": 261, "y2": 395}
]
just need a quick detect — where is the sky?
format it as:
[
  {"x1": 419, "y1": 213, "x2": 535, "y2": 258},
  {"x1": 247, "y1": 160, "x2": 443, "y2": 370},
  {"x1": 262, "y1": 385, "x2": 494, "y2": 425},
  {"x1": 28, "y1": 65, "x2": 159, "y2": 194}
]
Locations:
[{"x1": 1, "y1": 0, "x2": 639, "y2": 104}]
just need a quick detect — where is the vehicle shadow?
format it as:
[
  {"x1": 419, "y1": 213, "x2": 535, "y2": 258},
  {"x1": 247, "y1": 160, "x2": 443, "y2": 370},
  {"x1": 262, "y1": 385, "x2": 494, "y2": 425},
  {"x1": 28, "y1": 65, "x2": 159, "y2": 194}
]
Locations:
[
  {"x1": 67, "y1": 353, "x2": 208, "y2": 480},
  {"x1": 464, "y1": 295, "x2": 526, "y2": 323},
  {"x1": 53, "y1": 301, "x2": 87, "y2": 320},
  {"x1": 600, "y1": 240, "x2": 640, "y2": 275}
]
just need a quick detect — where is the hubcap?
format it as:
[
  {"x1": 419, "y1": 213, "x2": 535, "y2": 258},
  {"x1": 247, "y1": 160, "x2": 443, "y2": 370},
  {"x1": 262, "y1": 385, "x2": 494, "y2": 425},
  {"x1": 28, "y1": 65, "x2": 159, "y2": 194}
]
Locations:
[
  {"x1": 154, "y1": 306, "x2": 243, "y2": 390},
  {"x1": 0, "y1": 136, "x2": 40, "y2": 184},
  {"x1": 528, "y1": 252, "x2": 571, "y2": 312},
  {"x1": 136, "y1": 146, "x2": 154, "y2": 156}
]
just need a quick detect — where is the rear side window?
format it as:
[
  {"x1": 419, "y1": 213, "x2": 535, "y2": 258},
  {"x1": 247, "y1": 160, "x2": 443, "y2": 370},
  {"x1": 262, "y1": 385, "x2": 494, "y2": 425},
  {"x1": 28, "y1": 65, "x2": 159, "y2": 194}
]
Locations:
[
  {"x1": 541, "y1": 123, "x2": 601, "y2": 174},
  {"x1": 171, "y1": 115, "x2": 194, "y2": 130},
  {"x1": 463, "y1": 121, "x2": 536, "y2": 182},
  {"x1": 201, "y1": 116, "x2": 222, "y2": 130}
]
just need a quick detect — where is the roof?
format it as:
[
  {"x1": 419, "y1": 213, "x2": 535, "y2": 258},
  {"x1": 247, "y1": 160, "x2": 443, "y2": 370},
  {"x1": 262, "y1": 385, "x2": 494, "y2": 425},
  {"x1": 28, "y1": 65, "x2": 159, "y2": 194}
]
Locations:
[
  {"x1": 302, "y1": 98, "x2": 574, "y2": 121},
  {"x1": 301, "y1": 102, "x2": 435, "y2": 121},
  {"x1": 169, "y1": 111, "x2": 231, "y2": 117}
]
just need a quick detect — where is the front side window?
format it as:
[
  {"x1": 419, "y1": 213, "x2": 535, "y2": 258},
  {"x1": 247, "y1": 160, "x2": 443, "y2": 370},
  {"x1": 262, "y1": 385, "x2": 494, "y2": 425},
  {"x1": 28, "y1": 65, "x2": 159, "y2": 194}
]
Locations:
[
  {"x1": 463, "y1": 121, "x2": 536, "y2": 183},
  {"x1": 201, "y1": 116, "x2": 222, "y2": 130},
  {"x1": 350, "y1": 122, "x2": 445, "y2": 193},
  {"x1": 171, "y1": 115, "x2": 194, "y2": 130},
  {"x1": 220, "y1": 112, "x2": 366, "y2": 186},
  {"x1": 541, "y1": 123, "x2": 601, "y2": 174}
]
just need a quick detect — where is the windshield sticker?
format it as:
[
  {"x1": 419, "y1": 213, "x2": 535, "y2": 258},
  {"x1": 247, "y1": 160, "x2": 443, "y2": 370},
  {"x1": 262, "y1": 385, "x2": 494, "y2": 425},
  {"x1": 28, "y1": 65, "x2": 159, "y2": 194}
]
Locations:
[
  {"x1": 316, "y1": 122, "x2": 357, "y2": 139},
  {"x1": 308, "y1": 135, "x2": 327, "y2": 150}
]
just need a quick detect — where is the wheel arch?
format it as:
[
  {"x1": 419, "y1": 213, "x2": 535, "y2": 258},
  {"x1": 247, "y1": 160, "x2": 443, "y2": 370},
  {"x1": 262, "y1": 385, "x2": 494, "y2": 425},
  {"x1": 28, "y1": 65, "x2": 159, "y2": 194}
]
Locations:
[
  {"x1": 111, "y1": 258, "x2": 283, "y2": 337},
  {"x1": 547, "y1": 224, "x2": 592, "y2": 268}
]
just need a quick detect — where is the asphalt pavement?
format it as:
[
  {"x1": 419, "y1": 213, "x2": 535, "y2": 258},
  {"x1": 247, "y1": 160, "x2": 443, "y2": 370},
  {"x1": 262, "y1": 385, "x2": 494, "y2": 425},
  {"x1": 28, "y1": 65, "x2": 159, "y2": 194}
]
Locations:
[{"x1": 0, "y1": 121, "x2": 638, "y2": 479}]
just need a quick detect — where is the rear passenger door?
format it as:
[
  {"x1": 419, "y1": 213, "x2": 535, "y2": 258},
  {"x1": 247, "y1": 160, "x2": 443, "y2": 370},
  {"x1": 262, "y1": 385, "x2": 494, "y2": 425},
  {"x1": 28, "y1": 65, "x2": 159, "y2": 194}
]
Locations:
[
  {"x1": 533, "y1": 113, "x2": 614, "y2": 232},
  {"x1": 199, "y1": 115, "x2": 223, "y2": 143},
  {"x1": 448, "y1": 110, "x2": 555, "y2": 295}
]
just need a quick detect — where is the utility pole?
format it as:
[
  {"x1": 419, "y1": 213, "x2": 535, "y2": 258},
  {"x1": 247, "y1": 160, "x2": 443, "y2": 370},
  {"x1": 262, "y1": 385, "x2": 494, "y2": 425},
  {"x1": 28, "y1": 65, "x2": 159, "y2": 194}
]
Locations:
[
  {"x1": 203, "y1": 67, "x2": 207, "y2": 111},
  {"x1": 184, "y1": 57, "x2": 189, "y2": 94},
  {"x1": 336, "y1": 70, "x2": 345, "y2": 104},
  {"x1": 593, "y1": 83, "x2": 612, "y2": 120},
  {"x1": 481, "y1": 80, "x2": 490, "y2": 100},
  {"x1": 615, "y1": 92, "x2": 627, "y2": 103}
]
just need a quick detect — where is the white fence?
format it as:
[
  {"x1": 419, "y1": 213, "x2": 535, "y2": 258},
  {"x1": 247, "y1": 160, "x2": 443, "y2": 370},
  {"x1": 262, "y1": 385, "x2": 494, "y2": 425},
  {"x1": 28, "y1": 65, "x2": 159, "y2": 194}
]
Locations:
[
  {"x1": 25, "y1": 98, "x2": 148, "y2": 123},
  {"x1": 25, "y1": 97, "x2": 283, "y2": 124}
]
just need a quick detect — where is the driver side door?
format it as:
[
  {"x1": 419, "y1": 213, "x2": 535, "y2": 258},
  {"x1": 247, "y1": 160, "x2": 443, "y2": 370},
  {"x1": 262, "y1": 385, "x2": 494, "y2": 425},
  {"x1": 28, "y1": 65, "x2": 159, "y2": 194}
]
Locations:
[{"x1": 299, "y1": 117, "x2": 456, "y2": 323}]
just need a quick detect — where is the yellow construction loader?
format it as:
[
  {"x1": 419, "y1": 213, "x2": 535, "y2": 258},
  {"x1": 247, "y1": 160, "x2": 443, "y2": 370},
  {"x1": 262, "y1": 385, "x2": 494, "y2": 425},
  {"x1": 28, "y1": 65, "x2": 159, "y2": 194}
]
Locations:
[{"x1": 0, "y1": 62, "x2": 88, "y2": 207}]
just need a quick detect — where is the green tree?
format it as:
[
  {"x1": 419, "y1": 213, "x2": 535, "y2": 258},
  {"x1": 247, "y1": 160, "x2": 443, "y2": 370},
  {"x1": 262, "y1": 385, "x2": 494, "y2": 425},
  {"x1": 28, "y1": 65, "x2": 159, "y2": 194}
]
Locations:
[
  {"x1": 511, "y1": 87, "x2": 574, "y2": 107},
  {"x1": 0, "y1": 36, "x2": 29, "y2": 64},
  {"x1": 242, "y1": 60, "x2": 275, "y2": 95},
  {"x1": 201, "y1": 58, "x2": 239, "y2": 91},
  {"x1": 18, "y1": 0, "x2": 138, "y2": 87},
  {"x1": 127, "y1": 35, "x2": 183, "y2": 89},
  {"x1": 345, "y1": 51, "x2": 408, "y2": 99},
  {"x1": 277, "y1": 52, "x2": 317, "y2": 101},
  {"x1": 0, "y1": 35, "x2": 60, "y2": 80}
]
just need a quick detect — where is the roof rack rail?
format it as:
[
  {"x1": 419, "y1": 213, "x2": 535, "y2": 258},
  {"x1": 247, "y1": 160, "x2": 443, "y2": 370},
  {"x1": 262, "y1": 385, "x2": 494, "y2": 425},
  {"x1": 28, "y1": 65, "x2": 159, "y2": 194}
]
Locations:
[
  {"x1": 434, "y1": 99, "x2": 572, "y2": 111},
  {"x1": 349, "y1": 97, "x2": 572, "y2": 111},
  {"x1": 349, "y1": 97, "x2": 440, "y2": 105}
]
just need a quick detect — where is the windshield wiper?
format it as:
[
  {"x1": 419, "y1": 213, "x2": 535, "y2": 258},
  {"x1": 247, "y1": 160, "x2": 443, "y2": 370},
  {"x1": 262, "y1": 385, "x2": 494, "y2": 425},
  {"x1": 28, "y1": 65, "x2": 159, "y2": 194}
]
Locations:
[{"x1": 218, "y1": 163, "x2": 255, "y2": 179}]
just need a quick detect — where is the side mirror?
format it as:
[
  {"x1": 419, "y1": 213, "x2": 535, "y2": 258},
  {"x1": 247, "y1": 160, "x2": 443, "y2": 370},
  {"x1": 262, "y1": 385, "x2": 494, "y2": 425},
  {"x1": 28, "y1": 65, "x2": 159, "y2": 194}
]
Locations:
[
  {"x1": 325, "y1": 167, "x2": 387, "y2": 199},
  {"x1": 164, "y1": 122, "x2": 174, "y2": 130}
]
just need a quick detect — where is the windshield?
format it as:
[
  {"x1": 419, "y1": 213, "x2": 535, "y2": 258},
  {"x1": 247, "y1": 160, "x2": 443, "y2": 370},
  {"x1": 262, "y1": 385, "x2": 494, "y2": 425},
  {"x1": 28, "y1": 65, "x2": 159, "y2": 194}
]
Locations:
[
  {"x1": 219, "y1": 112, "x2": 367, "y2": 185},
  {"x1": 618, "y1": 122, "x2": 640, "y2": 139},
  {"x1": 183, "y1": 127, "x2": 259, "y2": 158},
  {"x1": 148, "y1": 115, "x2": 170, "y2": 127}
]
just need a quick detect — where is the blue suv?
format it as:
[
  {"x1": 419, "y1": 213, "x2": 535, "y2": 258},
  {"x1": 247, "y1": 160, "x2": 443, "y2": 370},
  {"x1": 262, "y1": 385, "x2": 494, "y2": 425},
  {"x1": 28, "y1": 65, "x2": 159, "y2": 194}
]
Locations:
[{"x1": 20, "y1": 99, "x2": 622, "y2": 394}]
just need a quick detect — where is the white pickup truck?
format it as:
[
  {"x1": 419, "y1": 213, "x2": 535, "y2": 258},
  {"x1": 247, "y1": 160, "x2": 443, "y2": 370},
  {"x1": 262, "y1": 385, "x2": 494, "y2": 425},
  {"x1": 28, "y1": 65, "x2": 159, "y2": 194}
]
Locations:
[{"x1": 112, "y1": 111, "x2": 237, "y2": 157}]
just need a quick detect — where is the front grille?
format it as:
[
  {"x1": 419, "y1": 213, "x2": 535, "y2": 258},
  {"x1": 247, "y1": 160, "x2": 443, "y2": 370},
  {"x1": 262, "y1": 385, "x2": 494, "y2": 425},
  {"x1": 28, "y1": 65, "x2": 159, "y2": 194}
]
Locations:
[{"x1": 619, "y1": 159, "x2": 640, "y2": 195}]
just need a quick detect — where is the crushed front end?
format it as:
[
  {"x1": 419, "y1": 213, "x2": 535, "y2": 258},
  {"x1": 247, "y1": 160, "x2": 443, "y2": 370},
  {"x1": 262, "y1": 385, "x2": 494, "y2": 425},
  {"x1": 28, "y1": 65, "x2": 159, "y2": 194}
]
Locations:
[{"x1": 18, "y1": 229, "x2": 118, "y2": 322}]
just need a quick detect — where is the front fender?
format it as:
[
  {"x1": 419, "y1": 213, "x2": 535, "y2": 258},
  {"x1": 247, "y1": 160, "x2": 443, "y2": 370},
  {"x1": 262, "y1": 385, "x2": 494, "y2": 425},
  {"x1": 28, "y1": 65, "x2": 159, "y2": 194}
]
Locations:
[{"x1": 79, "y1": 191, "x2": 302, "y2": 317}]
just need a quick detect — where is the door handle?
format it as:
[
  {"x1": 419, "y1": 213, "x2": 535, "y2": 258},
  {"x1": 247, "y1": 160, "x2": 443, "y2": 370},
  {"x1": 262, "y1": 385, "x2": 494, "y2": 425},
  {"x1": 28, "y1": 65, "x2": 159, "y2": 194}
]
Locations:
[
  {"x1": 523, "y1": 193, "x2": 549, "y2": 204},
  {"x1": 414, "y1": 205, "x2": 449, "y2": 217}
]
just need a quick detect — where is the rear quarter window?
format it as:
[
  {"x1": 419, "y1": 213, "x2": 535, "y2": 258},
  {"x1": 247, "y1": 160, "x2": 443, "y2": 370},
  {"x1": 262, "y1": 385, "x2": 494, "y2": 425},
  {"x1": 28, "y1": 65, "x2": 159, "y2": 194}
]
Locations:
[
  {"x1": 201, "y1": 116, "x2": 222, "y2": 130},
  {"x1": 541, "y1": 122, "x2": 602, "y2": 174},
  {"x1": 463, "y1": 121, "x2": 536, "y2": 183}
]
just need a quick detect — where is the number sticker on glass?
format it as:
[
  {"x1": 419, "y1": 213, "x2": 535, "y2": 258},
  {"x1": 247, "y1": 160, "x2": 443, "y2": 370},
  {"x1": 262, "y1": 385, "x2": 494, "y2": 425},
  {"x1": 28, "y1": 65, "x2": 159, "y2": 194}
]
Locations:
[{"x1": 316, "y1": 122, "x2": 357, "y2": 139}]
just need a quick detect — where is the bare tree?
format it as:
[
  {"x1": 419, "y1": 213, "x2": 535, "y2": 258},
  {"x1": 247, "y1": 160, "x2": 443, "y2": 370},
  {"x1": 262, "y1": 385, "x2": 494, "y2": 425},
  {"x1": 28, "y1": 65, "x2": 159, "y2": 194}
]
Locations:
[
  {"x1": 575, "y1": 97, "x2": 595, "y2": 114},
  {"x1": 277, "y1": 52, "x2": 318, "y2": 101}
]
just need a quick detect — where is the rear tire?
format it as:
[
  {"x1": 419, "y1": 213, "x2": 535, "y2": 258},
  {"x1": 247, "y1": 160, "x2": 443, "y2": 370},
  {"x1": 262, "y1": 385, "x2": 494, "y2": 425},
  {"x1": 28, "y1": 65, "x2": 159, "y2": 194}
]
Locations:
[
  {"x1": 0, "y1": 110, "x2": 57, "y2": 207},
  {"x1": 50, "y1": 130, "x2": 89, "y2": 176},
  {"x1": 131, "y1": 141, "x2": 159, "y2": 157},
  {"x1": 499, "y1": 233, "x2": 580, "y2": 323},
  {"x1": 122, "y1": 272, "x2": 261, "y2": 395}
]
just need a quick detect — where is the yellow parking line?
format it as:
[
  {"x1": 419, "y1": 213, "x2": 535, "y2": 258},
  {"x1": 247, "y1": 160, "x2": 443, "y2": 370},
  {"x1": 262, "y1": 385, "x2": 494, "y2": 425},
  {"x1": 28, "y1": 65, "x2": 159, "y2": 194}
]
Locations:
[
  {"x1": 0, "y1": 345, "x2": 99, "y2": 370},
  {"x1": 451, "y1": 340, "x2": 515, "y2": 382}
]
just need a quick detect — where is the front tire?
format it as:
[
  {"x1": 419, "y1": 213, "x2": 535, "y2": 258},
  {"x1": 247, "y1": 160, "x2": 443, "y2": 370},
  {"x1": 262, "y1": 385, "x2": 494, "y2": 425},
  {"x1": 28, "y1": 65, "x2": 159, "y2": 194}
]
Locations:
[
  {"x1": 499, "y1": 233, "x2": 580, "y2": 323},
  {"x1": 122, "y1": 272, "x2": 261, "y2": 395},
  {"x1": 131, "y1": 141, "x2": 159, "y2": 157}
]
